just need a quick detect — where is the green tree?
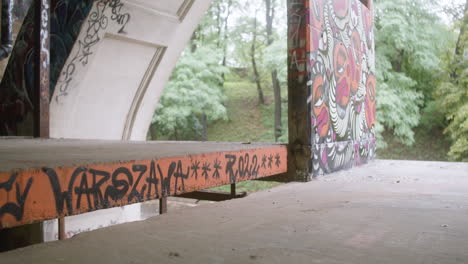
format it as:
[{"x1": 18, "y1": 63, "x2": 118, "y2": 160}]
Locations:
[
  {"x1": 435, "y1": 1, "x2": 468, "y2": 161},
  {"x1": 151, "y1": 46, "x2": 228, "y2": 140},
  {"x1": 231, "y1": 11, "x2": 267, "y2": 105},
  {"x1": 264, "y1": 0, "x2": 283, "y2": 142},
  {"x1": 374, "y1": 0, "x2": 452, "y2": 147},
  {"x1": 263, "y1": 39, "x2": 287, "y2": 84}
]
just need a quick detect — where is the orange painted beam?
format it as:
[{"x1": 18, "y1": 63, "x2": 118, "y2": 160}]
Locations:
[{"x1": 0, "y1": 146, "x2": 287, "y2": 229}]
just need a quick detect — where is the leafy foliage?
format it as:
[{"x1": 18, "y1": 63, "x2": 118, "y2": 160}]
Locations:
[
  {"x1": 230, "y1": 15, "x2": 266, "y2": 71},
  {"x1": 152, "y1": 46, "x2": 228, "y2": 140},
  {"x1": 374, "y1": 0, "x2": 452, "y2": 147},
  {"x1": 435, "y1": 13, "x2": 468, "y2": 161},
  {"x1": 263, "y1": 39, "x2": 287, "y2": 84},
  {"x1": 431, "y1": 1, "x2": 468, "y2": 161},
  {"x1": 436, "y1": 75, "x2": 468, "y2": 161}
]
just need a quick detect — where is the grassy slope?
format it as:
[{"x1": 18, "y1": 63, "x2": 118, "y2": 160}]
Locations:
[
  {"x1": 207, "y1": 79, "x2": 285, "y2": 192},
  {"x1": 377, "y1": 126, "x2": 451, "y2": 161},
  {"x1": 208, "y1": 80, "x2": 275, "y2": 142},
  {"x1": 211, "y1": 180, "x2": 283, "y2": 193}
]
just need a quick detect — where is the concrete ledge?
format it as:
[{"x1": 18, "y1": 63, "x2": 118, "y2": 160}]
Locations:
[{"x1": 0, "y1": 139, "x2": 287, "y2": 228}]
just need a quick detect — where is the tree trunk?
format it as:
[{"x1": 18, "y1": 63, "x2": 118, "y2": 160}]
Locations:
[
  {"x1": 251, "y1": 14, "x2": 265, "y2": 105},
  {"x1": 452, "y1": 0, "x2": 468, "y2": 80},
  {"x1": 455, "y1": 1, "x2": 468, "y2": 58},
  {"x1": 215, "y1": 0, "x2": 223, "y2": 49},
  {"x1": 221, "y1": 0, "x2": 233, "y2": 82},
  {"x1": 190, "y1": 25, "x2": 200, "y2": 53},
  {"x1": 149, "y1": 123, "x2": 157, "y2": 140},
  {"x1": 392, "y1": 49, "x2": 404, "y2": 73},
  {"x1": 265, "y1": 0, "x2": 282, "y2": 141},
  {"x1": 272, "y1": 70, "x2": 282, "y2": 141},
  {"x1": 201, "y1": 114, "x2": 208, "y2": 141}
]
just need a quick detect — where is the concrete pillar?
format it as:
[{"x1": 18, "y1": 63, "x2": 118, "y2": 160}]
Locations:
[
  {"x1": 287, "y1": 0, "x2": 376, "y2": 180},
  {"x1": 0, "y1": 0, "x2": 49, "y2": 250},
  {"x1": 287, "y1": 0, "x2": 313, "y2": 182}
]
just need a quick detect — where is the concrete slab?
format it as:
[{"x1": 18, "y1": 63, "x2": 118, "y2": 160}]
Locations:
[
  {"x1": 0, "y1": 139, "x2": 287, "y2": 228},
  {"x1": 1, "y1": 160, "x2": 467, "y2": 264},
  {"x1": 0, "y1": 138, "x2": 283, "y2": 172}
]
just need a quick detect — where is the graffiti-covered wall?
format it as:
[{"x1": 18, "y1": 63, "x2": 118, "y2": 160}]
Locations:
[
  {"x1": 288, "y1": 0, "x2": 376, "y2": 178},
  {"x1": 0, "y1": 0, "x2": 93, "y2": 136}
]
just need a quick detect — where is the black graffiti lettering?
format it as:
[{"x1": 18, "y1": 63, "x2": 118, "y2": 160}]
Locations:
[
  {"x1": 238, "y1": 155, "x2": 245, "y2": 178},
  {"x1": 213, "y1": 159, "x2": 222, "y2": 179},
  {"x1": 105, "y1": 167, "x2": 133, "y2": 202},
  {"x1": 146, "y1": 161, "x2": 159, "y2": 199},
  {"x1": 174, "y1": 161, "x2": 189, "y2": 193},
  {"x1": 107, "y1": 0, "x2": 131, "y2": 33},
  {"x1": 44, "y1": 168, "x2": 74, "y2": 215},
  {"x1": 128, "y1": 164, "x2": 147, "y2": 203},
  {"x1": 275, "y1": 153, "x2": 281, "y2": 168},
  {"x1": 191, "y1": 161, "x2": 200, "y2": 179},
  {"x1": 0, "y1": 174, "x2": 33, "y2": 221},
  {"x1": 225, "y1": 155, "x2": 238, "y2": 183},
  {"x1": 261, "y1": 155, "x2": 267, "y2": 169},
  {"x1": 268, "y1": 154, "x2": 274, "y2": 169},
  {"x1": 238, "y1": 154, "x2": 251, "y2": 178},
  {"x1": 4, "y1": 152, "x2": 277, "y2": 220},
  {"x1": 0, "y1": 173, "x2": 18, "y2": 191},
  {"x1": 56, "y1": 0, "x2": 132, "y2": 101},
  {"x1": 66, "y1": 167, "x2": 87, "y2": 214},
  {"x1": 75, "y1": 171, "x2": 92, "y2": 210},
  {"x1": 250, "y1": 155, "x2": 260, "y2": 177},
  {"x1": 202, "y1": 163, "x2": 211, "y2": 179},
  {"x1": 245, "y1": 154, "x2": 251, "y2": 178},
  {"x1": 89, "y1": 169, "x2": 110, "y2": 209},
  {"x1": 159, "y1": 162, "x2": 176, "y2": 196}
]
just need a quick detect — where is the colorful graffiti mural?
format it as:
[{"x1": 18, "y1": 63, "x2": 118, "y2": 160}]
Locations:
[
  {"x1": 308, "y1": 0, "x2": 376, "y2": 175},
  {"x1": 0, "y1": 0, "x2": 93, "y2": 136},
  {"x1": 289, "y1": 0, "x2": 375, "y2": 177}
]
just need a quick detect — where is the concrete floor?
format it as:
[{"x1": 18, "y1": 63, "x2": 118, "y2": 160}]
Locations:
[{"x1": 0, "y1": 160, "x2": 467, "y2": 264}]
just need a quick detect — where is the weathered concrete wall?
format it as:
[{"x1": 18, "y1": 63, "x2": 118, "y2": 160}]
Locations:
[
  {"x1": 0, "y1": 0, "x2": 94, "y2": 136},
  {"x1": 288, "y1": 0, "x2": 375, "y2": 179}
]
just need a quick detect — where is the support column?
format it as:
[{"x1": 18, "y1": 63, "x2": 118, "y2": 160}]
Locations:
[
  {"x1": 33, "y1": 0, "x2": 50, "y2": 138},
  {"x1": 230, "y1": 183, "x2": 236, "y2": 198},
  {"x1": 287, "y1": 0, "x2": 376, "y2": 179},
  {"x1": 159, "y1": 198, "x2": 168, "y2": 214},
  {"x1": 287, "y1": 0, "x2": 313, "y2": 182},
  {"x1": 0, "y1": 0, "x2": 50, "y2": 250}
]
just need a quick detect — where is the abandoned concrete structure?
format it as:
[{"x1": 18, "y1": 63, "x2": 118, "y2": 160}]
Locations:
[{"x1": 1, "y1": 0, "x2": 466, "y2": 263}]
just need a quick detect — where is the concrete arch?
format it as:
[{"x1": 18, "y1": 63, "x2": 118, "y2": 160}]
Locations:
[{"x1": 50, "y1": 0, "x2": 213, "y2": 140}]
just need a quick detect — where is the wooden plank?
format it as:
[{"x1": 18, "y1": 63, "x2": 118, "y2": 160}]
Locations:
[{"x1": 0, "y1": 142, "x2": 287, "y2": 228}]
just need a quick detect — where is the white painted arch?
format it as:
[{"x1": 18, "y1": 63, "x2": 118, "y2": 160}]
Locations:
[{"x1": 50, "y1": 0, "x2": 213, "y2": 141}]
